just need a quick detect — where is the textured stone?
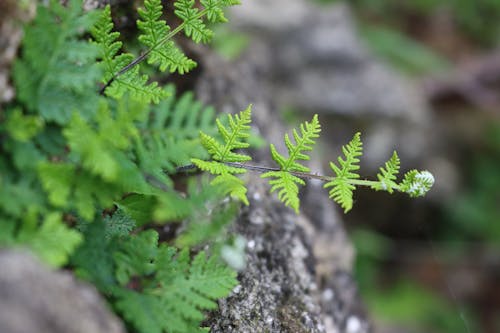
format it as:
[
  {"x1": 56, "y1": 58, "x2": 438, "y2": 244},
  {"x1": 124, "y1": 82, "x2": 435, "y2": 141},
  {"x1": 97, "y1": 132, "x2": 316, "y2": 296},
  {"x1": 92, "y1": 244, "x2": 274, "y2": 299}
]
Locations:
[{"x1": 0, "y1": 250, "x2": 125, "y2": 333}]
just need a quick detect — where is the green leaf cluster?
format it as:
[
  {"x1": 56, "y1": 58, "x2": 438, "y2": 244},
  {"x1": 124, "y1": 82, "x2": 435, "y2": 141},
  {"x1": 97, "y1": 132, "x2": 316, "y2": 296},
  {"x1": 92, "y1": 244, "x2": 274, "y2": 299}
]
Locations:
[
  {"x1": 262, "y1": 114, "x2": 321, "y2": 213},
  {"x1": 192, "y1": 105, "x2": 253, "y2": 204},
  {"x1": 2, "y1": 1, "x2": 434, "y2": 332},
  {"x1": 73, "y1": 218, "x2": 237, "y2": 333},
  {"x1": 2, "y1": 1, "x2": 241, "y2": 332},
  {"x1": 13, "y1": 0, "x2": 101, "y2": 124},
  {"x1": 198, "y1": 113, "x2": 434, "y2": 214},
  {"x1": 324, "y1": 132, "x2": 363, "y2": 213}
]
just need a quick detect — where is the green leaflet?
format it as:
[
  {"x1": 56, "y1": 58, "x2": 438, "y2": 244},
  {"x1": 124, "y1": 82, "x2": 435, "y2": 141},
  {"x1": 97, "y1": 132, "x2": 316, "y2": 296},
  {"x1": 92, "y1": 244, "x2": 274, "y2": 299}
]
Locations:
[
  {"x1": 372, "y1": 151, "x2": 400, "y2": 193},
  {"x1": 262, "y1": 114, "x2": 321, "y2": 213},
  {"x1": 138, "y1": 0, "x2": 197, "y2": 73},
  {"x1": 193, "y1": 105, "x2": 253, "y2": 204},
  {"x1": 74, "y1": 226, "x2": 237, "y2": 333},
  {"x1": 92, "y1": 5, "x2": 166, "y2": 103},
  {"x1": 16, "y1": 212, "x2": 82, "y2": 267},
  {"x1": 324, "y1": 132, "x2": 363, "y2": 213},
  {"x1": 175, "y1": 0, "x2": 213, "y2": 43}
]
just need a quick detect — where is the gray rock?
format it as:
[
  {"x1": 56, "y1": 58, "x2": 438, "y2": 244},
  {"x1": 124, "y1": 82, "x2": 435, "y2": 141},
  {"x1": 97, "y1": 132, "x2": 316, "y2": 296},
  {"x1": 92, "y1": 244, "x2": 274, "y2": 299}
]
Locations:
[
  {"x1": 0, "y1": 250, "x2": 125, "y2": 333},
  {"x1": 230, "y1": 0, "x2": 429, "y2": 123}
]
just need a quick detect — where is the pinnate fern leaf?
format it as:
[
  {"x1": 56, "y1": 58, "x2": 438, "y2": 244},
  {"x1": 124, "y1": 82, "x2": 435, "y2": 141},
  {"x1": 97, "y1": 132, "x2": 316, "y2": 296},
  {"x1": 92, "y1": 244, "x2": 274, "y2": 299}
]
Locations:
[
  {"x1": 324, "y1": 132, "x2": 363, "y2": 212},
  {"x1": 92, "y1": 5, "x2": 166, "y2": 103},
  {"x1": 211, "y1": 174, "x2": 249, "y2": 205},
  {"x1": 138, "y1": 0, "x2": 197, "y2": 73},
  {"x1": 193, "y1": 104, "x2": 252, "y2": 165},
  {"x1": 175, "y1": 0, "x2": 213, "y2": 43},
  {"x1": 193, "y1": 105, "x2": 252, "y2": 204},
  {"x1": 13, "y1": 0, "x2": 100, "y2": 124},
  {"x1": 16, "y1": 212, "x2": 82, "y2": 267},
  {"x1": 262, "y1": 115, "x2": 321, "y2": 213},
  {"x1": 372, "y1": 151, "x2": 400, "y2": 193},
  {"x1": 264, "y1": 171, "x2": 305, "y2": 214},
  {"x1": 112, "y1": 232, "x2": 237, "y2": 333}
]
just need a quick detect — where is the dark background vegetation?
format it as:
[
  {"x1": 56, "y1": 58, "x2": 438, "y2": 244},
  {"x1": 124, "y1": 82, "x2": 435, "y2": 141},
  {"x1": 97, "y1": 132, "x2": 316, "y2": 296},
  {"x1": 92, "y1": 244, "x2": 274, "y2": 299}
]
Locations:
[{"x1": 321, "y1": 1, "x2": 500, "y2": 332}]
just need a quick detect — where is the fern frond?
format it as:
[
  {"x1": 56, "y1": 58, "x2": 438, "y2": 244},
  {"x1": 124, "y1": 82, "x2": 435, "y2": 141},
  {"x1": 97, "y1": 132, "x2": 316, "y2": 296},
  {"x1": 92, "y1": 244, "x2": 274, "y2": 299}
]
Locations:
[
  {"x1": 211, "y1": 174, "x2": 249, "y2": 205},
  {"x1": 399, "y1": 170, "x2": 435, "y2": 197},
  {"x1": 262, "y1": 115, "x2": 320, "y2": 213},
  {"x1": 16, "y1": 212, "x2": 82, "y2": 267},
  {"x1": 108, "y1": 68, "x2": 167, "y2": 103},
  {"x1": 372, "y1": 151, "x2": 400, "y2": 193},
  {"x1": 198, "y1": 105, "x2": 252, "y2": 163},
  {"x1": 137, "y1": 0, "x2": 197, "y2": 73},
  {"x1": 262, "y1": 171, "x2": 305, "y2": 214},
  {"x1": 112, "y1": 235, "x2": 237, "y2": 333},
  {"x1": 269, "y1": 114, "x2": 321, "y2": 172},
  {"x1": 175, "y1": 0, "x2": 213, "y2": 43},
  {"x1": 91, "y1": 5, "x2": 127, "y2": 84},
  {"x1": 92, "y1": 5, "x2": 167, "y2": 103},
  {"x1": 324, "y1": 132, "x2": 363, "y2": 212},
  {"x1": 13, "y1": 0, "x2": 100, "y2": 123}
]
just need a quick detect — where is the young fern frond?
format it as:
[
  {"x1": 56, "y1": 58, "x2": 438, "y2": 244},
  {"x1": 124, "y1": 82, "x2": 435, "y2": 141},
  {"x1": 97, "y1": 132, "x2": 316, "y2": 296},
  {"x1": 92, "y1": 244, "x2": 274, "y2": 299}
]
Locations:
[
  {"x1": 399, "y1": 170, "x2": 435, "y2": 198},
  {"x1": 192, "y1": 105, "x2": 253, "y2": 204},
  {"x1": 92, "y1": 5, "x2": 166, "y2": 103},
  {"x1": 372, "y1": 151, "x2": 400, "y2": 193},
  {"x1": 262, "y1": 115, "x2": 321, "y2": 213},
  {"x1": 137, "y1": 0, "x2": 197, "y2": 73},
  {"x1": 324, "y1": 132, "x2": 363, "y2": 213}
]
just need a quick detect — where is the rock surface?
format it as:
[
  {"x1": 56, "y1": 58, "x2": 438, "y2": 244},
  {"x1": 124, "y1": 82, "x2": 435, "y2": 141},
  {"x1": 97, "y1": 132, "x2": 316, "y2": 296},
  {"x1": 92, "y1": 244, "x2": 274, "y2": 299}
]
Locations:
[{"x1": 0, "y1": 250, "x2": 125, "y2": 333}]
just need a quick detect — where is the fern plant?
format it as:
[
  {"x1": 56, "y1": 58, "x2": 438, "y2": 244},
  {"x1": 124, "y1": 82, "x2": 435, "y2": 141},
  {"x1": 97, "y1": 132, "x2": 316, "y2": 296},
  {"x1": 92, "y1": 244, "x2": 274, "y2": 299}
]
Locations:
[
  {"x1": 3, "y1": 1, "x2": 241, "y2": 332},
  {"x1": 197, "y1": 113, "x2": 434, "y2": 213},
  {"x1": 1, "y1": 1, "x2": 434, "y2": 332}
]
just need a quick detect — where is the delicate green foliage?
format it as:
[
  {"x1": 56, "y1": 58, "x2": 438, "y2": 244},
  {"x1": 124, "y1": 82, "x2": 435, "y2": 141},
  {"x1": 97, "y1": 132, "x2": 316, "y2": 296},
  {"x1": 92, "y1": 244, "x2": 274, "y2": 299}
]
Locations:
[
  {"x1": 324, "y1": 132, "x2": 363, "y2": 213},
  {"x1": 399, "y1": 170, "x2": 435, "y2": 197},
  {"x1": 201, "y1": 0, "x2": 242, "y2": 23},
  {"x1": 91, "y1": 5, "x2": 128, "y2": 84},
  {"x1": 138, "y1": 87, "x2": 217, "y2": 174},
  {"x1": 262, "y1": 115, "x2": 320, "y2": 213},
  {"x1": 2, "y1": 2, "x2": 435, "y2": 333},
  {"x1": 92, "y1": 5, "x2": 167, "y2": 102},
  {"x1": 176, "y1": 204, "x2": 237, "y2": 247},
  {"x1": 268, "y1": 114, "x2": 321, "y2": 172},
  {"x1": 15, "y1": 212, "x2": 82, "y2": 267},
  {"x1": 200, "y1": 105, "x2": 252, "y2": 163},
  {"x1": 75, "y1": 226, "x2": 237, "y2": 333},
  {"x1": 264, "y1": 171, "x2": 305, "y2": 214},
  {"x1": 175, "y1": 0, "x2": 213, "y2": 43},
  {"x1": 137, "y1": 0, "x2": 197, "y2": 73},
  {"x1": 193, "y1": 105, "x2": 252, "y2": 205},
  {"x1": 5, "y1": 109, "x2": 44, "y2": 142},
  {"x1": 372, "y1": 151, "x2": 400, "y2": 193},
  {"x1": 13, "y1": 0, "x2": 100, "y2": 124},
  {"x1": 212, "y1": 174, "x2": 249, "y2": 205}
]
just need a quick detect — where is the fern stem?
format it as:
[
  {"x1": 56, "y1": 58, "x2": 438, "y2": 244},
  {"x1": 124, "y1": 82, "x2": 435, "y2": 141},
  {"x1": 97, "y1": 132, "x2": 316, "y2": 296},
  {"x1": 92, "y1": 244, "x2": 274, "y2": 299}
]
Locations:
[
  {"x1": 176, "y1": 162, "x2": 401, "y2": 190},
  {"x1": 99, "y1": 9, "x2": 209, "y2": 94}
]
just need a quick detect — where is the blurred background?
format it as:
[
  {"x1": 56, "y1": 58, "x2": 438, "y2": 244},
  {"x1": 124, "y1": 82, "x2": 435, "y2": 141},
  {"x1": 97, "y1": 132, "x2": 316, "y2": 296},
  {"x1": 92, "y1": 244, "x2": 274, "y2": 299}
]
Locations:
[{"x1": 222, "y1": 0, "x2": 500, "y2": 332}]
